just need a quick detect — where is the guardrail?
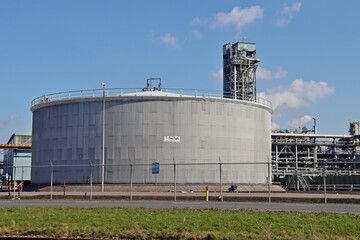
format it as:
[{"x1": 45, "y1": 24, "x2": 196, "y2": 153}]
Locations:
[
  {"x1": 310, "y1": 184, "x2": 360, "y2": 191},
  {"x1": 31, "y1": 88, "x2": 272, "y2": 109}
]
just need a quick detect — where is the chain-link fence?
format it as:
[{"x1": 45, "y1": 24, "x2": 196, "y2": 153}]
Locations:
[{"x1": 1, "y1": 159, "x2": 276, "y2": 202}]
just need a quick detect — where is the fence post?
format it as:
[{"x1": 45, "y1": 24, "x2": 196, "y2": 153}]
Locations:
[
  {"x1": 12, "y1": 166, "x2": 16, "y2": 200},
  {"x1": 323, "y1": 164, "x2": 327, "y2": 204},
  {"x1": 173, "y1": 158, "x2": 176, "y2": 201},
  {"x1": 50, "y1": 161, "x2": 53, "y2": 200},
  {"x1": 268, "y1": 156, "x2": 272, "y2": 203},
  {"x1": 130, "y1": 162, "x2": 133, "y2": 201},
  {"x1": 219, "y1": 157, "x2": 223, "y2": 201},
  {"x1": 19, "y1": 167, "x2": 24, "y2": 199},
  {"x1": 89, "y1": 160, "x2": 93, "y2": 201}
]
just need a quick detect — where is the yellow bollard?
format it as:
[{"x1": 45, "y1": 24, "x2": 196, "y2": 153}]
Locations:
[{"x1": 205, "y1": 186, "x2": 209, "y2": 202}]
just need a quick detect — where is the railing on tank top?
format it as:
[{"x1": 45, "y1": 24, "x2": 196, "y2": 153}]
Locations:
[{"x1": 31, "y1": 88, "x2": 272, "y2": 109}]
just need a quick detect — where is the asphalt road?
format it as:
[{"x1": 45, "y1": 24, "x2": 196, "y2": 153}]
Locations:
[{"x1": 0, "y1": 199, "x2": 359, "y2": 214}]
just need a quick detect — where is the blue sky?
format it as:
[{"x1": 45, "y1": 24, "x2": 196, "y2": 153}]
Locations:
[{"x1": 0, "y1": 0, "x2": 359, "y2": 143}]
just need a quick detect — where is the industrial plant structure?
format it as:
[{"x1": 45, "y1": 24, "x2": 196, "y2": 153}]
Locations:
[
  {"x1": 272, "y1": 122, "x2": 360, "y2": 190},
  {"x1": 223, "y1": 42, "x2": 259, "y2": 101}
]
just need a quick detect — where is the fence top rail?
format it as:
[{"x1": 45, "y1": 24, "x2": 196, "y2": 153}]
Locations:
[
  {"x1": 30, "y1": 87, "x2": 272, "y2": 109},
  {"x1": 8, "y1": 161, "x2": 271, "y2": 168}
]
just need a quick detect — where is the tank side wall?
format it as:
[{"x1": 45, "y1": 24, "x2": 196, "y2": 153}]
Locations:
[{"x1": 31, "y1": 98, "x2": 271, "y2": 184}]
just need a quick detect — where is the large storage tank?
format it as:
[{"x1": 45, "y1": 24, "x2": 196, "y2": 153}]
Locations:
[{"x1": 30, "y1": 88, "x2": 272, "y2": 185}]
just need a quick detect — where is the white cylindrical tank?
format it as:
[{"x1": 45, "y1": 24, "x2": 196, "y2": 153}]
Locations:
[{"x1": 31, "y1": 90, "x2": 272, "y2": 185}]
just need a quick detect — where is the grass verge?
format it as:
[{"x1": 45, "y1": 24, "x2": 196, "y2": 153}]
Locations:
[{"x1": 0, "y1": 207, "x2": 359, "y2": 239}]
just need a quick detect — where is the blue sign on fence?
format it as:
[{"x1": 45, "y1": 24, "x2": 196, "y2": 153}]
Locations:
[{"x1": 152, "y1": 162, "x2": 160, "y2": 174}]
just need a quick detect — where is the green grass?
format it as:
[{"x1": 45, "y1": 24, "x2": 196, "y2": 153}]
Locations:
[{"x1": 0, "y1": 206, "x2": 359, "y2": 239}]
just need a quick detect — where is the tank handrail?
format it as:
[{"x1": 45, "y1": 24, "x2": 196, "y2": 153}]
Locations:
[{"x1": 31, "y1": 88, "x2": 272, "y2": 109}]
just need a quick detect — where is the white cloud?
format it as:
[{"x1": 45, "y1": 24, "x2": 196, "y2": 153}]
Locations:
[
  {"x1": 193, "y1": 6, "x2": 263, "y2": 31},
  {"x1": 213, "y1": 6, "x2": 264, "y2": 30},
  {"x1": 277, "y1": 1, "x2": 302, "y2": 27},
  {"x1": 288, "y1": 114, "x2": 313, "y2": 129},
  {"x1": 192, "y1": 17, "x2": 209, "y2": 25},
  {"x1": 160, "y1": 33, "x2": 179, "y2": 48},
  {"x1": 210, "y1": 68, "x2": 223, "y2": 82},
  {"x1": 0, "y1": 114, "x2": 17, "y2": 128},
  {"x1": 271, "y1": 122, "x2": 281, "y2": 131},
  {"x1": 282, "y1": 1, "x2": 302, "y2": 15},
  {"x1": 192, "y1": 30, "x2": 203, "y2": 40},
  {"x1": 258, "y1": 79, "x2": 334, "y2": 115},
  {"x1": 257, "y1": 66, "x2": 287, "y2": 80}
]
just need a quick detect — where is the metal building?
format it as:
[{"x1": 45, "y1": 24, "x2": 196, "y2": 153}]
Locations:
[
  {"x1": 30, "y1": 86, "x2": 272, "y2": 185},
  {"x1": 2, "y1": 134, "x2": 32, "y2": 183},
  {"x1": 223, "y1": 41, "x2": 259, "y2": 101}
]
